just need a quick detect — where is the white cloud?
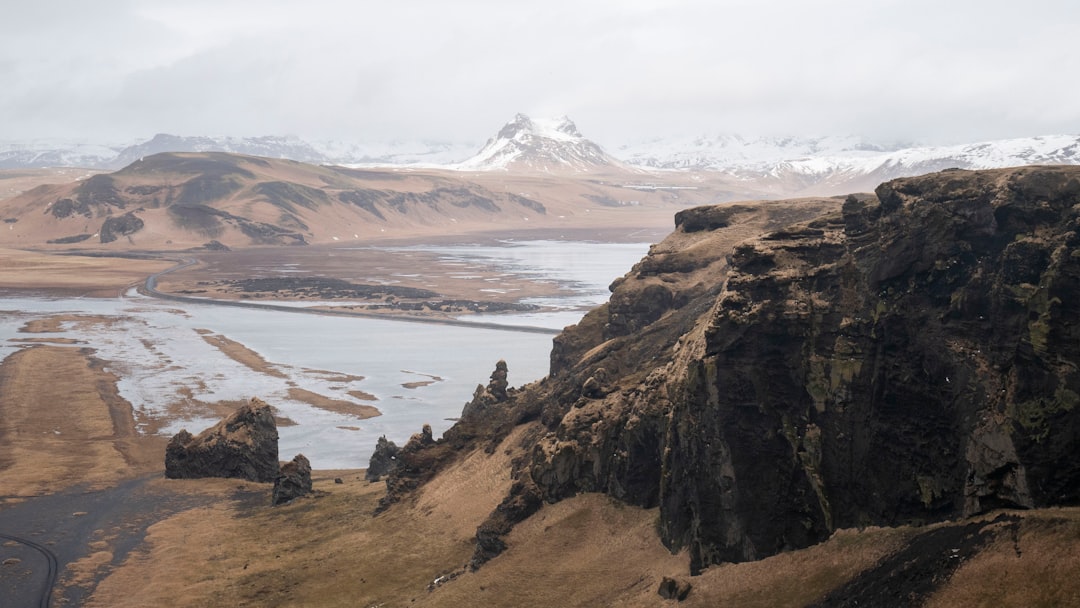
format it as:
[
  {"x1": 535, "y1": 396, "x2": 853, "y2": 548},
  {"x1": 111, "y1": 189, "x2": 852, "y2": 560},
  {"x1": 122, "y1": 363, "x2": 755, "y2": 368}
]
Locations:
[{"x1": 2, "y1": 0, "x2": 1078, "y2": 146}]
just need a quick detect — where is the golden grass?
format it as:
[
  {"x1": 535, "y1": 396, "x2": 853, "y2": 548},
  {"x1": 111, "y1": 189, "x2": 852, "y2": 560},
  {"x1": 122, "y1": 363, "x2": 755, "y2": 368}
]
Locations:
[
  {"x1": 286, "y1": 387, "x2": 381, "y2": 419},
  {"x1": 0, "y1": 345, "x2": 164, "y2": 496},
  {"x1": 678, "y1": 526, "x2": 912, "y2": 607},
  {"x1": 87, "y1": 434, "x2": 525, "y2": 607},
  {"x1": 18, "y1": 314, "x2": 118, "y2": 334},
  {"x1": 302, "y1": 369, "x2": 365, "y2": 384},
  {"x1": 924, "y1": 510, "x2": 1080, "y2": 608},
  {"x1": 198, "y1": 330, "x2": 289, "y2": 379},
  {"x1": 0, "y1": 248, "x2": 171, "y2": 296}
]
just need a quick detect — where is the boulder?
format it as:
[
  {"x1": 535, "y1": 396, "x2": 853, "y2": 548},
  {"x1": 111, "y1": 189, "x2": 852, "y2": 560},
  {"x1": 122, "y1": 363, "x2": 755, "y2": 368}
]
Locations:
[
  {"x1": 165, "y1": 397, "x2": 280, "y2": 482},
  {"x1": 273, "y1": 454, "x2": 313, "y2": 505},
  {"x1": 657, "y1": 576, "x2": 692, "y2": 601}
]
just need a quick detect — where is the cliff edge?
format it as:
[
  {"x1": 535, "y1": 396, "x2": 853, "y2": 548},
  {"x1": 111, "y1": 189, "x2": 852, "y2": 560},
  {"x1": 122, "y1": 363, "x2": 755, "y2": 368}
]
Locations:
[{"x1": 385, "y1": 166, "x2": 1080, "y2": 574}]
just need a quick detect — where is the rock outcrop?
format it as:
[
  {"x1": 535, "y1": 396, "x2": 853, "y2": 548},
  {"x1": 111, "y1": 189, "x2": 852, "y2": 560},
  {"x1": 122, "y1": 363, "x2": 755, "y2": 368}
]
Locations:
[
  {"x1": 460, "y1": 359, "x2": 511, "y2": 421},
  {"x1": 376, "y1": 424, "x2": 438, "y2": 513},
  {"x1": 273, "y1": 453, "x2": 313, "y2": 505},
  {"x1": 657, "y1": 576, "x2": 692, "y2": 601},
  {"x1": 165, "y1": 397, "x2": 280, "y2": 483},
  {"x1": 365, "y1": 436, "x2": 400, "y2": 482},
  {"x1": 99, "y1": 211, "x2": 144, "y2": 243},
  {"x1": 382, "y1": 166, "x2": 1080, "y2": 574},
  {"x1": 376, "y1": 361, "x2": 524, "y2": 513}
]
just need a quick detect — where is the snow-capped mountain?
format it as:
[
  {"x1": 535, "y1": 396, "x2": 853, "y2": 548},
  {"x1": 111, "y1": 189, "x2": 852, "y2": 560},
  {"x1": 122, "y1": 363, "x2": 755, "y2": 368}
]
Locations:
[
  {"x1": 3, "y1": 120, "x2": 1078, "y2": 197},
  {"x1": 454, "y1": 114, "x2": 625, "y2": 173},
  {"x1": 614, "y1": 134, "x2": 911, "y2": 172},
  {"x1": 0, "y1": 140, "x2": 125, "y2": 169},
  {"x1": 616, "y1": 133, "x2": 1080, "y2": 193},
  {"x1": 0, "y1": 134, "x2": 477, "y2": 170},
  {"x1": 780, "y1": 134, "x2": 1080, "y2": 178},
  {"x1": 110, "y1": 134, "x2": 331, "y2": 167},
  {"x1": 317, "y1": 139, "x2": 477, "y2": 167}
]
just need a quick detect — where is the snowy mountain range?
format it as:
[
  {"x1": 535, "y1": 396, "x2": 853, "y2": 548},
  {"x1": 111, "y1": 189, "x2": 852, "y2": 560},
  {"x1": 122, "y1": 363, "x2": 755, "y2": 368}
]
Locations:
[
  {"x1": 614, "y1": 133, "x2": 1080, "y2": 192},
  {"x1": 3, "y1": 115, "x2": 1078, "y2": 195},
  {"x1": 0, "y1": 134, "x2": 475, "y2": 171}
]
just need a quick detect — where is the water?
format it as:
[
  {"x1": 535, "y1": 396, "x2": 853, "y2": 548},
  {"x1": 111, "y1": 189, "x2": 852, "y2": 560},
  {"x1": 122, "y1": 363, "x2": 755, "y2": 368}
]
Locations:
[
  {"x1": 0, "y1": 240, "x2": 650, "y2": 468},
  {"x1": 391, "y1": 239, "x2": 651, "y2": 330}
]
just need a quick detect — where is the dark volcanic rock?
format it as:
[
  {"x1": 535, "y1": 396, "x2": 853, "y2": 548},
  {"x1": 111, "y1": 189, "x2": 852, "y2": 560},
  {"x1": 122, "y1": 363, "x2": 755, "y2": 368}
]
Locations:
[
  {"x1": 273, "y1": 453, "x2": 313, "y2": 505},
  {"x1": 99, "y1": 212, "x2": 144, "y2": 243},
  {"x1": 50, "y1": 198, "x2": 93, "y2": 219},
  {"x1": 377, "y1": 361, "x2": 524, "y2": 513},
  {"x1": 365, "y1": 435, "x2": 400, "y2": 482},
  {"x1": 165, "y1": 397, "x2": 280, "y2": 482},
  {"x1": 657, "y1": 576, "x2": 692, "y2": 601},
  {"x1": 378, "y1": 167, "x2": 1080, "y2": 575},
  {"x1": 201, "y1": 239, "x2": 231, "y2": 251},
  {"x1": 375, "y1": 424, "x2": 439, "y2": 513},
  {"x1": 539, "y1": 166, "x2": 1080, "y2": 573},
  {"x1": 47, "y1": 233, "x2": 93, "y2": 244},
  {"x1": 461, "y1": 360, "x2": 511, "y2": 421}
]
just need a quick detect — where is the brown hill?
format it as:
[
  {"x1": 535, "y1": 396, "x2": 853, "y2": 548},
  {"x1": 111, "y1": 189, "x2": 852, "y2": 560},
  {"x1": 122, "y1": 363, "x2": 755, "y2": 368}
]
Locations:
[{"x1": 0, "y1": 152, "x2": 758, "y2": 250}]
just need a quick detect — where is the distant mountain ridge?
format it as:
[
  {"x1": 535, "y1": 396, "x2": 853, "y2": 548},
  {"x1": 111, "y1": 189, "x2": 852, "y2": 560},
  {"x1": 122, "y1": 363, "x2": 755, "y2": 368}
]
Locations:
[
  {"x1": 616, "y1": 133, "x2": 1080, "y2": 193},
  {"x1": 3, "y1": 118, "x2": 1078, "y2": 196},
  {"x1": 0, "y1": 134, "x2": 476, "y2": 171}
]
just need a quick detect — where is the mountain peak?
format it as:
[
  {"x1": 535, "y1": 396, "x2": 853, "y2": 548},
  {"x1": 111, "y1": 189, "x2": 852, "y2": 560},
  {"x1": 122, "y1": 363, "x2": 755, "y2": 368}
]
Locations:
[{"x1": 457, "y1": 114, "x2": 620, "y2": 173}]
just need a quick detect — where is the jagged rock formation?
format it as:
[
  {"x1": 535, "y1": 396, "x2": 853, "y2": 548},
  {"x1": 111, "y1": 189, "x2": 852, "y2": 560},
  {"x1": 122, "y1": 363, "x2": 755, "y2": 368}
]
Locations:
[
  {"x1": 165, "y1": 397, "x2": 280, "y2": 483},
  {"x1": 460, "y1": 359, "x2": 511, "y2": 421},
  {"x1": 273, "y1": 454, "x2": 313, "y2": 505},
  {"x1": 377, "y1": 361, "x2": 522, "y2": 513},
  {"x1": 382, "y1": 166, "x2": 1080, "y2": 574},
  {"x1": 365, "y1": 436, "x2": 400, "y2": 482},
  {"x1": 375, "y1": 424, "x2": 437, "y2": 513}
]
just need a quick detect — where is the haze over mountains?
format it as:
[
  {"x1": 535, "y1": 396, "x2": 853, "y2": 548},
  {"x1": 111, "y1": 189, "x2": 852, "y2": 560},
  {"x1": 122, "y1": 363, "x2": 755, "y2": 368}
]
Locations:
[{"x1": 3, "y1": 114, "x2": 1078, "y2": 194}]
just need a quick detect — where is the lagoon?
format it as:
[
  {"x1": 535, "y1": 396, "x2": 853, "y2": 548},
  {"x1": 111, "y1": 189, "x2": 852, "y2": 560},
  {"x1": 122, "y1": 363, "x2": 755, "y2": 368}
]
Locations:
[{"x1": 0, "y1": 240, "x2": 649, "y2": 468}]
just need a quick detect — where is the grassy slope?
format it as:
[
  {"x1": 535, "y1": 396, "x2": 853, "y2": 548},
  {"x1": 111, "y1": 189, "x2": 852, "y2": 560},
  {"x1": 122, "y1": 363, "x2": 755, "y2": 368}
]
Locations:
[{"x1": 85, "y1": 461, "x2": 1080, "y2": 607}]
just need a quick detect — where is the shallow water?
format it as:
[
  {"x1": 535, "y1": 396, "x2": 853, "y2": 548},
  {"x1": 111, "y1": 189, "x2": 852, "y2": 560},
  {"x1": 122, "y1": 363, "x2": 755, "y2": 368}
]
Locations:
[{"x1": 0, "y1": 240, "x2": 649, "y2": 468}]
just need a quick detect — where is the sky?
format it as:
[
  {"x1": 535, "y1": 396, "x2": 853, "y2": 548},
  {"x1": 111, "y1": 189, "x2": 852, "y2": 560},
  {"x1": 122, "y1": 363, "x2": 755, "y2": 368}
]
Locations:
[{"x1": 3, "y1": 0, "x2": 1079, "y2": 147}]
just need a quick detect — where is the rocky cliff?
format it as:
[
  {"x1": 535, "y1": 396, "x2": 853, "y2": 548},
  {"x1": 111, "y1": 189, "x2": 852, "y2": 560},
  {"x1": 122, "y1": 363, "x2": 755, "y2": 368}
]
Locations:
[{"x1": 384, "y1": 166, "x2": 1080, "y2": 574}]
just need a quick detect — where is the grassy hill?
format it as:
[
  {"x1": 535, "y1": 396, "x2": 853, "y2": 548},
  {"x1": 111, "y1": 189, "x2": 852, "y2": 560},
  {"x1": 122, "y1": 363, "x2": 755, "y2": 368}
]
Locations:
[{"x1": 0, "y1": 152, "x2": 751, "y2": 250}]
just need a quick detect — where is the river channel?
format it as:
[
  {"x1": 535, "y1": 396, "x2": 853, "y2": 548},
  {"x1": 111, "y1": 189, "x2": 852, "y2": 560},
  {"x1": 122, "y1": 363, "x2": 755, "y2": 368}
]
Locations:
[{"x1": 0, "y1": 240, "x2": 648, "y2": 468}]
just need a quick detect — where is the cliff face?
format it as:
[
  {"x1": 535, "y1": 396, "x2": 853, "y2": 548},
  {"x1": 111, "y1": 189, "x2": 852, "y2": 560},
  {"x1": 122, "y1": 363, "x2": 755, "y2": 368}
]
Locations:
[
  {"x1": 387, "y1": 166, "x2": 1080, "y2": 574},
  {"x1": 648, "y1": 166, "x2": 1080, "y2": 571}
]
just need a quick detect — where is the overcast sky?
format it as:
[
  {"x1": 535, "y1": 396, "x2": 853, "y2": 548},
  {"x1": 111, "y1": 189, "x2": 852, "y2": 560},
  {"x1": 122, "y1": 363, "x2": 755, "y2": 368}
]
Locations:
[{"x1": 3, "y1": 0, "x2": 1078, "y2": 146}]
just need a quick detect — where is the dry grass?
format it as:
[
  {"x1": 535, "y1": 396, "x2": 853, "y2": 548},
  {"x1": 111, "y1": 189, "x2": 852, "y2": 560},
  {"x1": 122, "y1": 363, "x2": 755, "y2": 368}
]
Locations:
[
  {"x1": 0, "y1": 248, "x2": 171, "y2": 296},
  {"x1": 286, "y1": 387, "x2": 380, "y2": 419},
  {"x1": 18, "y1": 314, "x2": 120, "y2": 334},
  {"x1": 924, "y1": 510, "x2": 1080, "y2": 608},
  {"x1": 87, "y1": 428, "x2": 530, "y2": 607},
  {"x1": 679, "y1": 526, "x2": 912, "y2": 607},
  {"x1": 197, "y1": 329, "x2": 289, "y2": 379},
  {"x1": 420, "y1": 494, "x2": 688, "y2": 607},
  {"x1": 302, "y1": 369, "x2": 365, "y2": 384},
  {"x1": 0, "y1": 345, "x2": 164, "y2": 497}
]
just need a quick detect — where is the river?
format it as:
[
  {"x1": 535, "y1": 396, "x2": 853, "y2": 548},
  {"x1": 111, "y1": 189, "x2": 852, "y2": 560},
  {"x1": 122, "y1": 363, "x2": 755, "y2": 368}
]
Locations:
[{"x1": 0, "y1": 240, "x2": 649, "y2": 468}]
